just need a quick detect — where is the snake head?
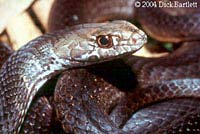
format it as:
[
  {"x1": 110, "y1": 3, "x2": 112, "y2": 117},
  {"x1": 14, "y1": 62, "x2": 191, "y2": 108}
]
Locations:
[{"x1": 53, "y1": 20, "x2": 147, "y2": 63}]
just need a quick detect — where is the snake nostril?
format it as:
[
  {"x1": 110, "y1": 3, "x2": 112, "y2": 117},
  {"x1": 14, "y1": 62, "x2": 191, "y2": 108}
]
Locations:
[{"x1": 132, "y1": 38, "x2": 137, "y2": 44}]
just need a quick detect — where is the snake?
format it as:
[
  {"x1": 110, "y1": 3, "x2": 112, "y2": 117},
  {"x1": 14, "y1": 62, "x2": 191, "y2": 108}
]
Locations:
[
  {"x1": 0, "y1": 0, "x2": 200, "y2": 133},
  {"x1": 50, "y1": 0, "x2": 200, "y2": 133},
  {"x1": 49, "y1": 41, "x2": 200, "y2": 134},
  {"x1": 0, "y1": 20, "x2": 146, "y2": 133}
]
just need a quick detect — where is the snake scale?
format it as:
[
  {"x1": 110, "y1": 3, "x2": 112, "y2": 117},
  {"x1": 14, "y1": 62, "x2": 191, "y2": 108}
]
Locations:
[{"x1": 0, "y1": 0, "x2": 200, "y2": 133}]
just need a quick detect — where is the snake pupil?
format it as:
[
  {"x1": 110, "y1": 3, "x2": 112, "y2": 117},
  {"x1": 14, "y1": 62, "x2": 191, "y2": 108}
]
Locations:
[
  {"x1": 100, "y1": 36, "x2": 109, "y2": 45},
  {"x1": 97, "y1": 35, "x2": 113, "y2": 48}
]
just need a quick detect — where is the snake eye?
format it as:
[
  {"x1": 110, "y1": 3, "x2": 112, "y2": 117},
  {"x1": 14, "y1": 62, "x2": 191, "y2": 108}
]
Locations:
[{"x1": 96, "y1": 35, "x2": 113, "y2": 48}]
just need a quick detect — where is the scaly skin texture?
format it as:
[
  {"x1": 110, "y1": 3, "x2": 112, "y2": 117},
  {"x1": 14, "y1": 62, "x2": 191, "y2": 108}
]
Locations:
[
  {"x1": 103, "y1": 42, "x2": 200, "y2": 130},
  {"x1": 108, "y1": 42, "x2": 200, "y2": 128},
  {"x1": 123, "y1": 98, "x2": 200, "y2": 134},
  {"x1": 54, "y1": 43, "x2": 200, "y2": 133},
  {"x1": 0, "y1": 21, "x2": 146, "y2": 133},
  {"x1": 136, "y1": 0, "x2": 200, "y2": 42},
  {"x1": 125, "y1": 42, "x2": 200, "y2": 87},
  {"x1": 46, "y1": 0, "x2": 200, "y2": 133},
  {"x1": 54, "y1": 69, "x2": 125, "y2": 133},
  {"x1": 1, "y1": 0, "x2": 200, "y2": 133},
  {"x1": 21, "y1": 97, "x2": 52, "y2": 134},
  {"x1": 48, "y1": 0, "x2": 136, "y2": 31}
]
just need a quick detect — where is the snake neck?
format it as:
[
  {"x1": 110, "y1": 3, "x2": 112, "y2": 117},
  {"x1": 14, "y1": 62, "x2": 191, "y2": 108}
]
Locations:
[{"x1": 0, "y1": 36, "x2": 77, "y2": 133}]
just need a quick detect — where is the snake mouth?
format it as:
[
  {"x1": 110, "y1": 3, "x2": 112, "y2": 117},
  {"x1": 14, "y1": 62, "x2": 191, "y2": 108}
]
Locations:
[{"x1": 71, "y1": 51, "x2": 135, "y2": 69}]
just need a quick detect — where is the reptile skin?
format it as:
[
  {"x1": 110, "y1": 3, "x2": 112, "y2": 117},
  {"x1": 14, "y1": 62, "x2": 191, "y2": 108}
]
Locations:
[
  {"x1": 137, "y1": 0, "x2": 200, "y2": 42},
  {"x1": 52, "y1": 42, "x2": 200, "y2": 133},
  {"x1": 0, "y1": 21, "x2": 146, "y2": 133},
  {"x1": 48, "y1": 0, "x2": 200, "y2": 133},
  {"x1": 0, "y1": 0, "x2": 200, "y2": 133}
]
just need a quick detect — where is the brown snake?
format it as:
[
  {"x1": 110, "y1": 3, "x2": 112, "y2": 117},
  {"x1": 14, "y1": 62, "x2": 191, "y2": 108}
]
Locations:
[
  {"x1": 0, "y1": 0, "x2": 200, "y2": 133},
  {"x1": 0, "y1": 20, "x2": 146, "y2": 133}
]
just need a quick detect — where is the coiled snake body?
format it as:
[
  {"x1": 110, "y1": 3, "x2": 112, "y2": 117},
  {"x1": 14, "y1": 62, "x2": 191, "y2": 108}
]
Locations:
[{"x1": 0, "y1": 0, "x2": 200, "y2": 133}]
